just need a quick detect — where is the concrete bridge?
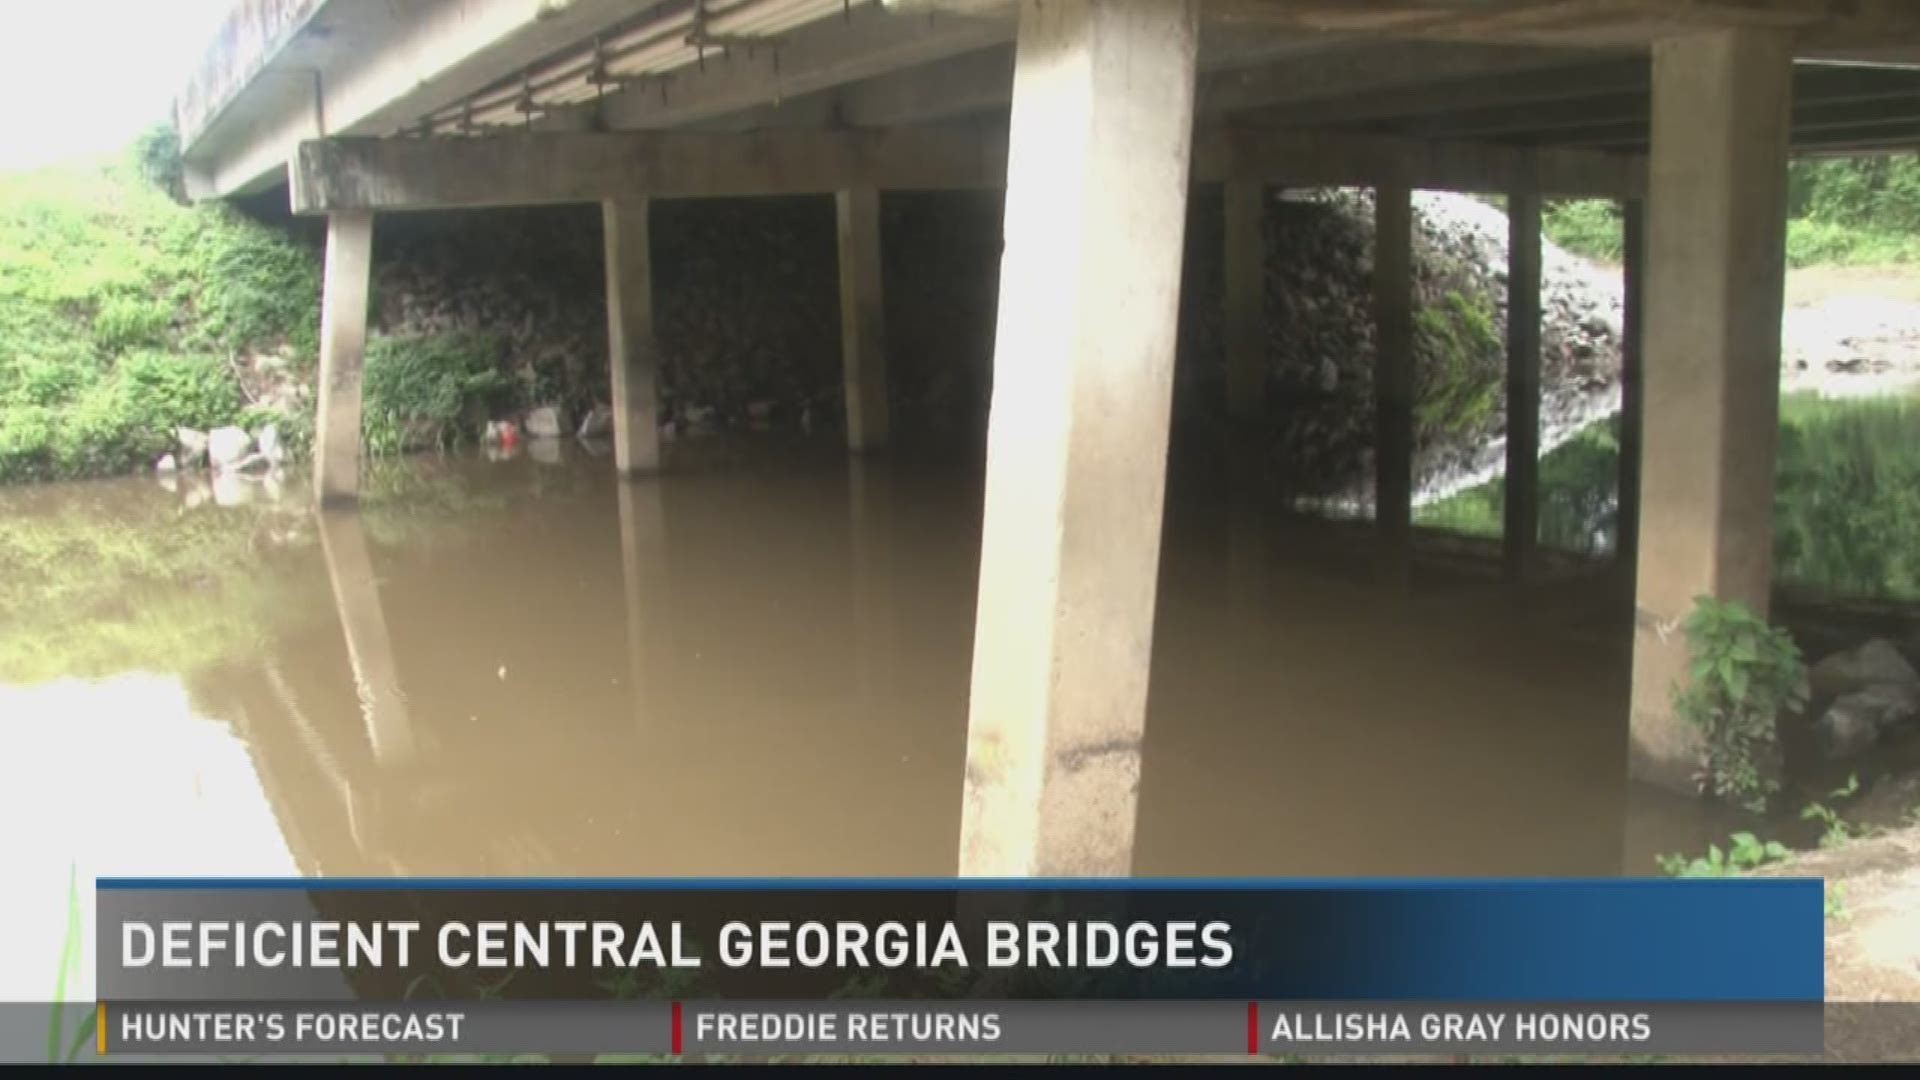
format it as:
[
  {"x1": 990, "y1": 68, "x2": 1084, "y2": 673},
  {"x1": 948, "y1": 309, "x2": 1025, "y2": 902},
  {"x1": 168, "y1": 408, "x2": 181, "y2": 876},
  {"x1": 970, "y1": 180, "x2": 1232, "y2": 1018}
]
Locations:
[{"x1": 175, "y1": 0, "x2": 1920, "y2": 875}]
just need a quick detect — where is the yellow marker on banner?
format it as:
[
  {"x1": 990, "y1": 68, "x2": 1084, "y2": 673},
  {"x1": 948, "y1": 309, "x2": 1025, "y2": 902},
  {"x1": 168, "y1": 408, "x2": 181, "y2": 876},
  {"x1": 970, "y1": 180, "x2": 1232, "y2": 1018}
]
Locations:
[{"x1": 96, "y1": 1003, "x2": 106, "y2": 1056}]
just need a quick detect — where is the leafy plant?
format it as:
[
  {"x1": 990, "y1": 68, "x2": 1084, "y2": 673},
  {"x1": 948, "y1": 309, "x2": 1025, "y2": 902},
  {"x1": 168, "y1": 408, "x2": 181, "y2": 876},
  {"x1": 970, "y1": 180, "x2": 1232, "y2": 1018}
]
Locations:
[
  {"x1": 362, "y1": 331, "x2": 514, "y2": 455},
  {"x1": 1671, "y1": 596, "x2": 1809, "y2": 811},
  {"x1": 1656, "y1": 832, "x2": 1791, "y2": 878},
  {"x1": 1543, "y1": 199, "x2": 1625, "y2": 263},
  {"x1": 1801, "y1": 774, "x2": 1861, "y2": 849}
]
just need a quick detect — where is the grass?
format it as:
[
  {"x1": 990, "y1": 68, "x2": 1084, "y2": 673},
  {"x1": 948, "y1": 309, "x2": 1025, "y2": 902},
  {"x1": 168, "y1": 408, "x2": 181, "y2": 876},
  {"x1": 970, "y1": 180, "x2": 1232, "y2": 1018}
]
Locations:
[
  {"x1": 1543, "y1": 199, "x2": 1625, "y2": 264},
  {"x1": 0, "y1": 149, "x2": 319, "y2": 481},
  {"x1": 0, "y1": 138, "x2": 525, "y2": 484},
  {"x1": 362, "y1": 331, "x2": 517, "y2": 456},
  {"x1": 48, "y1": 865, "x2": 97, "y2": 1064}
]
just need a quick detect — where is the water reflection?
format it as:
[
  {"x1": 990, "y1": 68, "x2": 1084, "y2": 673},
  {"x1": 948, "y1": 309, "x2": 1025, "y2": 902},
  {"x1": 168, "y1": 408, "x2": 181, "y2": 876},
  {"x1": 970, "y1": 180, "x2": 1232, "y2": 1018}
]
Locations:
[{"x1": 0, "y1": 437, "x2": 1731, "y2": 995}]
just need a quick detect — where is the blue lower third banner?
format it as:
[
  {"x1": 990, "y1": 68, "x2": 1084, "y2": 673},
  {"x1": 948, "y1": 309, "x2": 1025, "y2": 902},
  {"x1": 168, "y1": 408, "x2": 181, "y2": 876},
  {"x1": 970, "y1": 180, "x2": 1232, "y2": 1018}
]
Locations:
[{"x1": 93, "y1": 878, "x2": 1825, "y2": 1057}]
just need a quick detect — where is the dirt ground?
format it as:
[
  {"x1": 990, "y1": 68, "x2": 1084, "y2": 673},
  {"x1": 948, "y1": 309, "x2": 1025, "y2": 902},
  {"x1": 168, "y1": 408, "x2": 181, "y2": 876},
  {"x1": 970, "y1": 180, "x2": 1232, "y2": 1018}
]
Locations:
[{"x1": 1758, "y1": 825, "x2": 1920, "y2": 1004}]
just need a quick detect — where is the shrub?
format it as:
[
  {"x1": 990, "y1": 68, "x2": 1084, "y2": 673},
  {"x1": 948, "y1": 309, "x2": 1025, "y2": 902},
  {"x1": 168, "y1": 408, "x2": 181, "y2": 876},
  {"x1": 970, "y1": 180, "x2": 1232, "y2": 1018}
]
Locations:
[
  {"x1": 0, "y1": 158, "x2": 319, "y2": 480},
  {"x1": 1543, "y1": 199, "x2": 1624, "y2": 263},
  {"x1": 1671, "y1": 596, "x2": 1809, "y2": 812},
  {"x1": 362, "y1": 331, "x2": 514, "y2": 454},
  {"x1": 118, "y1": 351, "x2": 243, "y2": 432}
]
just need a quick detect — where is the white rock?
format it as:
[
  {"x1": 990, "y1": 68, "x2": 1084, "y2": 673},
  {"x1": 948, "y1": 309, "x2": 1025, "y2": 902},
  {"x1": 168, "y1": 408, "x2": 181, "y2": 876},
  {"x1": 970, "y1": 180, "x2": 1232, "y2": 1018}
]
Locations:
[
  {"x1": 577, "y1": 404, "x2": 614, "y2": 439},
  {"x1": 155, "y1": 453, "x2": 178, "y2": 474},
  {"x1": 176, "y1": 427, "x2": 209, "y2": 467},
  {"x1": 524, "y1": 406, "x2": 566, "y2": 438},
  {"x1": 207, "y1": 426, "x2": 252, "y2": 471},
  {"x1": 256, "y1": 423, "x2": 283, "y2": 464}
]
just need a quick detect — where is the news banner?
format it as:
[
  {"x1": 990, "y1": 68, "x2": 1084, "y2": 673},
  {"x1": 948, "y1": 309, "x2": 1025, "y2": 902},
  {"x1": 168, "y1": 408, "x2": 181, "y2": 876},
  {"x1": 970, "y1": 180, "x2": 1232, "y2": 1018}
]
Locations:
[{"x1": 86, "y1": 878, "x2": 1823, "y2": 1059}]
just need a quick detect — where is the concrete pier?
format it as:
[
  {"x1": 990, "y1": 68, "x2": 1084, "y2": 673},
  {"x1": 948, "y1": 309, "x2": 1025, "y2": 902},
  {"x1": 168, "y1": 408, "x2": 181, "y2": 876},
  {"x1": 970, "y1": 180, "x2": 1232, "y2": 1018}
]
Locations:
[
  {"x1": 1504, "y1": 189, "x2": 1542, "y2": 581},
  {"x1": 313, "y1": 211, "x2": 373, "y2": 507},
  {"x1": 1373, "y1": 182, "x2": 1415, "y2": 580},
  {"x1": 958, "y1": 0, "x2": 1201, "y2": 878},
  {"x1": 836, "y1": 187, "x2": 891, "y2": 452},
  {"x1": 603, "y1": 198, "x2": 662, "y2": 476},
  {"x1": 1224, "y1": 179, "x2": 1267, "y2": 421},
  {"x1": 1629, "y1": 28, "x2": 1792, "y2": 790},
  {"x1": 1617, "y1": 198, "x2": 1647, "y2": 570}
]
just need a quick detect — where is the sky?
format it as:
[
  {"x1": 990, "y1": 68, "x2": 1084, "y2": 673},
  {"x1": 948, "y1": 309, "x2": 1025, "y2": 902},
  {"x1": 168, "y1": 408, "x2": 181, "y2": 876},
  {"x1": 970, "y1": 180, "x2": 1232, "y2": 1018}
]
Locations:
[{"x1": 0, "y1": 0, "x2": 236, "y2": 170}]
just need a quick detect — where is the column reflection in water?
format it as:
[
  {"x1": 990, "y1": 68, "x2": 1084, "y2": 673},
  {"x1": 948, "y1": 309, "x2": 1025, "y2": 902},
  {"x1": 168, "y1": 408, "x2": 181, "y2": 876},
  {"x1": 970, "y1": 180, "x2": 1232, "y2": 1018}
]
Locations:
[
  {"x1": 317, "y1": 509, "x2": 413, "y2": 766},
  {"x1": 616, "y1": 478, "x2": 672, "y2": 732}
]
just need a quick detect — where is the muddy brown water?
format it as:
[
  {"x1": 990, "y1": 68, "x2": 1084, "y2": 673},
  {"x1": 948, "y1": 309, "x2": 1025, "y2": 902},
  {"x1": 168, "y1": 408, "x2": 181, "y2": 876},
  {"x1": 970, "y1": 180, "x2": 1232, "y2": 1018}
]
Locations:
[{"x1": 0, "y1": 435, "x2": 1745, "y2": 999}]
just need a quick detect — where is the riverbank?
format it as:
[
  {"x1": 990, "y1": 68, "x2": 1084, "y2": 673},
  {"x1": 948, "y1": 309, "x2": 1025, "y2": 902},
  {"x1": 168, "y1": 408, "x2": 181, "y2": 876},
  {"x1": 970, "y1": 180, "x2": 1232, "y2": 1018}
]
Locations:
[{"x1": 1760, "y1": 823, "x2": 1920, "y2": 1003}]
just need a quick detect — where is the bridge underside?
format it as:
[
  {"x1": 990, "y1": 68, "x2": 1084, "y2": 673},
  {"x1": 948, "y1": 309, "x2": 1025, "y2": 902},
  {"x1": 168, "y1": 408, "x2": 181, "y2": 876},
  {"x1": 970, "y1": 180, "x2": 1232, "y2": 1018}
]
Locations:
[{"x1": 180, "y1": 0, "x2": 1920, "y2": 874}]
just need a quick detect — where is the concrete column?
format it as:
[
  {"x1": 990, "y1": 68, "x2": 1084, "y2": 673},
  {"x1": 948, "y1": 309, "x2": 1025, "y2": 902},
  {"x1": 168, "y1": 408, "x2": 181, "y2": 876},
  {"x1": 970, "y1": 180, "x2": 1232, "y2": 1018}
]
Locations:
[
  {"x1": 1373, "y1": 183, "x2": 1415, "y2": 575},
  {"x1": 1616, "y1": 198, "x2": 1647, "y2": 569},
  {"x1": 1504, "y1": 189, "x2": 1543, "y2": 580},
  {"x1": 603, "y1": 198, "x2": 662, "y2": 476},
  {"x1": 317, "y1": 511, "x2": 413, "y2": 765},
  {"x1": 1630, "y1": 28, "x2": 1792, "y2": 790},
  {"x1": 837, "y1": 188, "x2": 891, "y2": 452},
  {"x1": 313, "y1": 212, "x2": 373, "y2": 507},
  {"x1": 958, "y1": 0, "x2": 1200, "y2": 878},
  {"x1": 1224, "y1": 179, "x2": 1266, "y2": 421}
]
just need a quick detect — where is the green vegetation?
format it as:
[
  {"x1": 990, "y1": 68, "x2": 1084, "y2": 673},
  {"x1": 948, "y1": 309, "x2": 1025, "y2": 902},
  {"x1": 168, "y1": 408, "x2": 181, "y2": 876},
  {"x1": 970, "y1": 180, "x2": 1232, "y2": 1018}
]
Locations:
[
  {"x1": 1413, "y1": 290, "x2": 1503, "y2": 437},
  {"x1": 0, "y1": 144, "x2": 319, "y2": 481},
  {"x1": 1421, "y1": 391, "x2": 1920, "y2": 602},
  {"x1": 48, "y1": 865, "x2": 96, "y2": 1064},
  {"x1": 0, "y1": 481, "x2": 319, "y2": 683},
  {"x1": 1672, "y1": 596, "x2": 1808, "y2": 812},
  {"x1": 1801, "y1": 774, "x2": 1862, "y2": 850},
  {"x1": 1546, "y1": 154, "x2": 1920, "y2": 266},
  {"x1": 1656, "y1": 832, "x2": 1792, "y2": 878},
  {"x1": 1416, "y1": 418, "x2": 1619, "y2": 550},
  {"x1": 1543, "y1": 199, "x2": 1626, "y2": 263},
  {"x1": 0, "y1": 131, "x2": 533, "y2": 485},
  {"x1": 362, "y1": 331, "x2": 516, "y2": 456},
  {"x1": 1774, "y1": 392, "x2": 1920, "y2": 599}
]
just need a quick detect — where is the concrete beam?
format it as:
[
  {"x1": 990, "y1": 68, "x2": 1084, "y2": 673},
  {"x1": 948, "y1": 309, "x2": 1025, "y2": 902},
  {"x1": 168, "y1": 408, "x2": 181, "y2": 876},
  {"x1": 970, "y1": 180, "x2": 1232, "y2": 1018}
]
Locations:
[
  {"x1": 313, "y1": 211, "x2": 372, "y2": 506},
  {"x1": 1206, "y1": 0, "x2": 1920, "y2": 52},
  {"x1": 1504, "y1": 189, "x2": 1543, "y2": 581},
  {"x1": 603, "y1": 199, "x2": 662, "y2": 477},
  {"x1": 292, "y1": 122, "x2": 1643, "y2": 215},
  {"x1": 290, "y1": 128, "x2": 1010, "y2": 212},
  {"x1": 183, "y1": 0, "x2": 648, "y2": 197},
  {"x1": 595, "y1": 2, "x2": 1013, "y2": 131},
  {"x1": 959, "y1": 0, "x2": 1200, "y2": 878},
  {"x1": 1223, "y1": 180, "x2": 1267, "y2": 421},
  {"x1": 1236, "y1": 56, "x2": 1646, "y2": 130},
  {"x1": 1373, "y1": 183, "x2": 1415, "y2": 578},
  {"x1": 1630, "y1": 27, "x2": 1792, "y2": 793},
  {"x1": 836, "y1": 188, "x2": 890, "y2": 452},
  {"x1": 1202, "y1": 41, "x2": 1616, "y2": 117},
  {"x1": 1219, "y1": 127, "x2": 1645, "y2": 197}
]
